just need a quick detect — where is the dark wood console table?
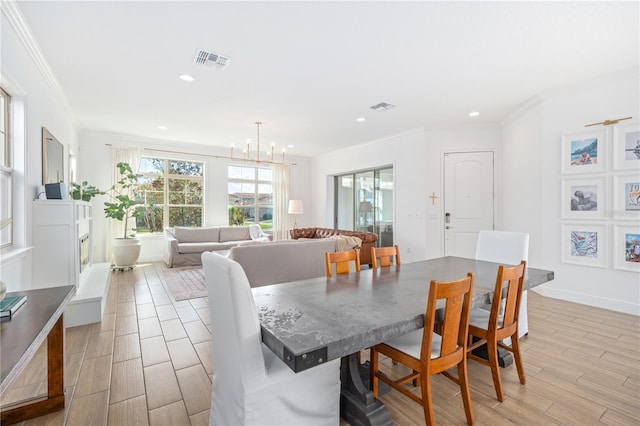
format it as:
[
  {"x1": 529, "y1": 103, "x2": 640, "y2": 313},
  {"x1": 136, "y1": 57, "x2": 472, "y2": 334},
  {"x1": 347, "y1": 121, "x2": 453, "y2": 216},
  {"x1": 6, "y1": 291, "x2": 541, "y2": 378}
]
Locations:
[{"x1": 1, "y1": 286, "x2": 76, "y2": 425}]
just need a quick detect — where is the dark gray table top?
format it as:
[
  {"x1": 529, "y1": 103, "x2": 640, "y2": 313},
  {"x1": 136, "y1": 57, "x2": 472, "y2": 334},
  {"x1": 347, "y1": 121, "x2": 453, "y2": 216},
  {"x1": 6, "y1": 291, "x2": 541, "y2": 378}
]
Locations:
[
  {"x1": 1, "y1": 285, "x2": 76, "y2": 393},
  {"x1": 253, "y1": 256, "x2": 554, "y2": 372}
]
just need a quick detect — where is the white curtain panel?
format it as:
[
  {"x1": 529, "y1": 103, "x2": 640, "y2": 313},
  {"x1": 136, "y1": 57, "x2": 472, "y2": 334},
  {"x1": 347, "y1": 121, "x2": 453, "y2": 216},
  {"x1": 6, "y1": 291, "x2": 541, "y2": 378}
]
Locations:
[
  {"x1": 106, "y1": 145, "x2": 142, "y2": 263},
  {"x1": 272, "y1": 163, "x2": 291, "y2": 241}
]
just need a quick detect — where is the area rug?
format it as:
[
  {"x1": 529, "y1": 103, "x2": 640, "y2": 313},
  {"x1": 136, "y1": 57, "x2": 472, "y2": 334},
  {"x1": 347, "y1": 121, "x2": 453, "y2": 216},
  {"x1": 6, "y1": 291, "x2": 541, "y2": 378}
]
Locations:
[{"x1": 160, "y1": 266, "x2": 207, "y2": 301}]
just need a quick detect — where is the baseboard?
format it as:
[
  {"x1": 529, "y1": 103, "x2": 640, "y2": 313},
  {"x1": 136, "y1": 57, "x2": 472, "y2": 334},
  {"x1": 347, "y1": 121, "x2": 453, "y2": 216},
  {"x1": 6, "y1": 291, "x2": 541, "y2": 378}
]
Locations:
[{"x1": 533, "y1": 287, "x2": 640, "y2": 316}]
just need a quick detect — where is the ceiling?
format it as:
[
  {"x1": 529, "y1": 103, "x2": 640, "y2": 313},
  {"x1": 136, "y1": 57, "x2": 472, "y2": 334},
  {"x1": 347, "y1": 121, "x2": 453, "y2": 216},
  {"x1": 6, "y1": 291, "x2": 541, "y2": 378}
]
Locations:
[{"x1": 16, "y1": 1, "x2": 640, "y2": 157}]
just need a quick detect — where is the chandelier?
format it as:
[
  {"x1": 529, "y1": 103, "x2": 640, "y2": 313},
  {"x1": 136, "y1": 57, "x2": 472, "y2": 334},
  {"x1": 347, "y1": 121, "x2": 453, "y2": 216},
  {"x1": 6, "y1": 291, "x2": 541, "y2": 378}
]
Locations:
[{"x1": 230, "y1": 121, "x2": 286, "y2": 164}]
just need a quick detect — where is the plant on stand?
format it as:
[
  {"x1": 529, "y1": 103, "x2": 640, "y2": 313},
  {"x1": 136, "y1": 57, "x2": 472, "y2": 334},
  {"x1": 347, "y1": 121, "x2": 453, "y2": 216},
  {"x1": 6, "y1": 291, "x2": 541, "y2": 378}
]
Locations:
[
  {"x1": 70, "y1": 181, "x2": 104, "y2": 201},
  {"x1": 104, "y1": 162, "x2": 145, "y2": 271}
]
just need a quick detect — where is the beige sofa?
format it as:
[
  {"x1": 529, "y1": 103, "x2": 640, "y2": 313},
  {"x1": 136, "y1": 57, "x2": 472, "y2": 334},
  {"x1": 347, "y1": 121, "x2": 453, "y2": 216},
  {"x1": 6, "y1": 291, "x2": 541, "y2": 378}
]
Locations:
[
  {"x1": 227, "y1": 239, "x2": 339, "y2": 287},
  {"x1": 164, "y1": 225, "x2": 269, "y2": 267}
]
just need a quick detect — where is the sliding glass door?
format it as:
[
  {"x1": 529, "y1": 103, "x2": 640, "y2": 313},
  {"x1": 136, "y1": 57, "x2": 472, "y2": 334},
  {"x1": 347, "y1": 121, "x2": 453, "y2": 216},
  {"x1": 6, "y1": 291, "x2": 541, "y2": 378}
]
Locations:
[
  {"x1": 335, "y1": 166, "x2": 394, "y2": 247},
  {"x1": 336, "y1": 175, "x2": 354, "y2": 230},
  {"x1": 376, "y1": 168, "x2": 394, "y2": 247}
]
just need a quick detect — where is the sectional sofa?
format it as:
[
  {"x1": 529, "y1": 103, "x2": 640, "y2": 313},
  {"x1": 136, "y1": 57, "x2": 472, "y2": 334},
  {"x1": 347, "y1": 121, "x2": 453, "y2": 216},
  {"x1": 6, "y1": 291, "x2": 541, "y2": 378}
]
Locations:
[
  {"x1": 164, "y1": 225, "x2": 269, "y2": 267},
  {"x1": 227, "y1": 239, "x2": 338, "y2": 287}
]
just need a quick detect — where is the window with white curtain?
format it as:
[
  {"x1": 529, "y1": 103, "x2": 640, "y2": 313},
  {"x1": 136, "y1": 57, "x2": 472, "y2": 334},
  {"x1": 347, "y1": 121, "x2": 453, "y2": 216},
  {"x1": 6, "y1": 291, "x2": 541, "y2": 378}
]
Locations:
[
  {"x1": 135, "y1": 157, "x2": 204, "y2": 232},
  {"x1": 227, "y1": 165, "x2": 273, "y2": 229},
  {"x1": 0, "y1": 87, "x2": 12, "y2": 248}
]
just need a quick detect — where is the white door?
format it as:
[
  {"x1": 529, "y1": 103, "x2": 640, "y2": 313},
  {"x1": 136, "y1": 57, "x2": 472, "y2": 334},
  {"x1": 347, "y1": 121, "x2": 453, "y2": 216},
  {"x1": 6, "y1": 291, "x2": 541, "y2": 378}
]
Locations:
[{"x1": 443, "y1": 151, "x2": 495, "y2": 257}]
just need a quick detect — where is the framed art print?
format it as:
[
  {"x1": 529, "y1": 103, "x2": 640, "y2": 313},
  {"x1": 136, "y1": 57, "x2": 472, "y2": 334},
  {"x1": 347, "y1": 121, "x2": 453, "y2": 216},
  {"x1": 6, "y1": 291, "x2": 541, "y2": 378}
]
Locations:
[
  {"x1": 561, "y1": 129, "x2": 606, "y2": 174},
  {"x1": 612, "y1": 122, "x2": 640, "y2": 170},
  {"x1": 561, "y1": 177, "x2": 606, "y2": 219},
  {"x1": 613, "y1": 225, "x2": 640, "y2": 272},
  {"x1": 613, "y1": 172, "x2": 640, "y2": 220},
  {"x1": 561, "y1": 223, "x2": 607, "y2": 268}
]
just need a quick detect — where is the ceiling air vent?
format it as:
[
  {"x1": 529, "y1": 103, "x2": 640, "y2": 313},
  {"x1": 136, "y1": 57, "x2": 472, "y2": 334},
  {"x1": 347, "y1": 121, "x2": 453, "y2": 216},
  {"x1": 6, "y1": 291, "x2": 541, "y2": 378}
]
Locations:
[
  {"x1": 370, "y1": 102, "x2": 396, "y2": 111},
  {"x1": 193, "y1": 49, "x2": 230, "y2": 69}
]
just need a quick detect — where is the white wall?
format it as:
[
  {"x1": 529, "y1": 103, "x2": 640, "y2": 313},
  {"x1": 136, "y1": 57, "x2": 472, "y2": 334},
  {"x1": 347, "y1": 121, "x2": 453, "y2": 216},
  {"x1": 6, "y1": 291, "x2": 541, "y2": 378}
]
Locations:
[
  {"x1": 79, "y1": 131, "x2": 312, "y2": 263},
  {"x1": 501, "y1": 99, "x2": 544, "y2": 265},
  {"x1": 314, "y1": 71, "x2": 640, "y2": 315},
  {"x1": 312, "y1": 126, "x2": 502, "y2": 263},
  {"x1": 536, "y1": 70, "x2": 638, "y2": 314},
  {"x1": 423, "y1": 126, "x2": 502, "y2": 258},
  {"x1": 0, "y1": 5, "x2": 78, "y2": 291}
]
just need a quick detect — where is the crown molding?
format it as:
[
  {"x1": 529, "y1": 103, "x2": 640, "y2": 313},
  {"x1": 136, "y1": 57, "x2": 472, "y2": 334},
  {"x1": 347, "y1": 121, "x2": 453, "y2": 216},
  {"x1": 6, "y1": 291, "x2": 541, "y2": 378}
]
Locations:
[
  {"x1": 81, "y1": 129, "x2": 308, "y2": 163},
  {"x1": 1, "y1": 1, "x2": 77, "y2": 125}
]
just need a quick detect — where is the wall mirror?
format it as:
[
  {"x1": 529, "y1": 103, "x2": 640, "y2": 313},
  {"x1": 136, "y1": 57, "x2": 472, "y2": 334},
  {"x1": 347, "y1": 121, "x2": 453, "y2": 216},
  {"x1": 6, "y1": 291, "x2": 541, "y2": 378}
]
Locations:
[{"x1": 42, "y1": 127, "x2": 64, "y2": 184}]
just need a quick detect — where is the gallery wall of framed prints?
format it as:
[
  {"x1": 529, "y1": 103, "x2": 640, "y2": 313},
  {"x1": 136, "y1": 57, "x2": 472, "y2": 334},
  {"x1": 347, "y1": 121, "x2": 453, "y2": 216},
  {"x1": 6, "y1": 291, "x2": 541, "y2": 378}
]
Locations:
[{"x1": 561, "y1": 120, "x2": 640, "y2": 272}]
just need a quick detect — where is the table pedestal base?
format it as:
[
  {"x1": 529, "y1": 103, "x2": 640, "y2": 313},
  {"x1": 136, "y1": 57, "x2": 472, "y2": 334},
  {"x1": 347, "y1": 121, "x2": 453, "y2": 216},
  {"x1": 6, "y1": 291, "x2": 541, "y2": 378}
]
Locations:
[
  {"x1": 340, "y1": 353, "x2": 392, "y2": 426},
  {"x1": 470, "y1": 337, "x2": 514, "y2": 368}
]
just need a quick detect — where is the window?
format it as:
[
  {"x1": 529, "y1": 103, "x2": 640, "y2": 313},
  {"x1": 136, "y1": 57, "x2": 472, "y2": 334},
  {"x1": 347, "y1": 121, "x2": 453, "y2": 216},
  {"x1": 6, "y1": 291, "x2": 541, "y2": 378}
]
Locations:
[
  {"x1": 227, "y1": 165, "x2": 273, "y2": 229},
  {"x1": 136, "y1": 158, "x2": 204, "y2": 232},
  {"x1": 0, "y1": 87, "x2": 12, "y2": 248}
]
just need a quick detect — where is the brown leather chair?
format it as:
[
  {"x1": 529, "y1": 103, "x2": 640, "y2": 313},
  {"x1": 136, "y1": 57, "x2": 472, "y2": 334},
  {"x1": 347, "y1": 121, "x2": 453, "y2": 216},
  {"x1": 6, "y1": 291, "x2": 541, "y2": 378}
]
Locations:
[
  {"x1": 291, "y1": 227, "x2": 377, "y2": 264},
  {"x1": 370, "y1": 273, "x2": 475, "y2": 425},
  {"x1": 325, "y1": 249, "x2": 361, "y2": 276},
  {"x1": 467, "y1": 260, "x2": 527, "y2": 402},
  {"x1": 371, "y1": 245, "x2": 401, "y2": 268}
]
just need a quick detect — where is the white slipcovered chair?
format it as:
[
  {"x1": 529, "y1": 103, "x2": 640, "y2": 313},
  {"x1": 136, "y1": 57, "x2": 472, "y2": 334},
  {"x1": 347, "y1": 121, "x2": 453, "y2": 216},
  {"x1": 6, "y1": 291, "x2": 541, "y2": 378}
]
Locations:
[
  {"x1": 475, "y1": 230, "x2": 530, "y2": 340},
  {"x1": 202, "y1": 251, "x2": 341, "y2": 425},
  {"x1": 248, "y1": 223, "x2": 270, "y2": 242}
]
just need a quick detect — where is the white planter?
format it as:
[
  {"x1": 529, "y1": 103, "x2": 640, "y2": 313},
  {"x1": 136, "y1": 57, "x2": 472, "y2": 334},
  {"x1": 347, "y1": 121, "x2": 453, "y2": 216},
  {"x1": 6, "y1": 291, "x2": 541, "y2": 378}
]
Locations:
[{"x1": 112, "y1": 238, "x2": 141, "y2": 269}]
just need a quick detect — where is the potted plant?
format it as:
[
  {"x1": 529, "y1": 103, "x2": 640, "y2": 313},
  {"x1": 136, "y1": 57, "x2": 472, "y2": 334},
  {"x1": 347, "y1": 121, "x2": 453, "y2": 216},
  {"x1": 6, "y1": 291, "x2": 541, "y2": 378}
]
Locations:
[
  {"x1": 104, "y1": 162, "x2": 145, "y2": 270},
  {"x1": 70, "y1": 181, "x2": 104, "y2": 201}
]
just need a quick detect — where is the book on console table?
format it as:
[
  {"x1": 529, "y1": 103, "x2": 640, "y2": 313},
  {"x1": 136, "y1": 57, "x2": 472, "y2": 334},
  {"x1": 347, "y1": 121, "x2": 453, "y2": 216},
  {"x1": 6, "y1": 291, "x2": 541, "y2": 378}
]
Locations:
[{"x1": 0, "y1": 295, "x2": 27, "y2": 318}]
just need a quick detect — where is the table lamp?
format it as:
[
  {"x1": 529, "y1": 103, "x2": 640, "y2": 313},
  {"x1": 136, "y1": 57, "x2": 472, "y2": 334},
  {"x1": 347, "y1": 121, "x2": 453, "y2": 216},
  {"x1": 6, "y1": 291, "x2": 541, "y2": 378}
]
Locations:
[{"x1": 288, "y1": 200, "x2": 304, "y2": 229}]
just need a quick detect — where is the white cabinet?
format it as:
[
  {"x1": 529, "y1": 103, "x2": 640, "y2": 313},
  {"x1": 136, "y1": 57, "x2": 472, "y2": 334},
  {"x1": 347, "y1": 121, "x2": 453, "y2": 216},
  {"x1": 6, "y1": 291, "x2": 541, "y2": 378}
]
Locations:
[{"x1": 32, "y1": 200, "x2": 92, "y2": 289}]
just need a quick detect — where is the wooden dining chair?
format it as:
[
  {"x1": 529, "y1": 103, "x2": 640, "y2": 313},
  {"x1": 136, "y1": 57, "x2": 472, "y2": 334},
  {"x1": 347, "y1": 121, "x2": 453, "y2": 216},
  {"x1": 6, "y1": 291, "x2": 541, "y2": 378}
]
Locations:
[
  {"x1": 370, "y1": 273, "x2": 475, "y2": 426},
  {"x1": 325, "y1": 249, "x2": 361, "y2": 276},
  {"x1": 371, "y1": 245, "x2": 401, "y2": 268},
  {"x1": 467, "y1": 260, "x2": 527, "y2": 402}
]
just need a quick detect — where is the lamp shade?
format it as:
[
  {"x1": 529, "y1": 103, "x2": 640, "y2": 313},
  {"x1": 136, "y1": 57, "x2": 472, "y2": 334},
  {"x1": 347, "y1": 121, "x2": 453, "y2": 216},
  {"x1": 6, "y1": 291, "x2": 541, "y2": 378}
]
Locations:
[{"x1": 288, "y1": 200, "x2": 304, "y2": 215}]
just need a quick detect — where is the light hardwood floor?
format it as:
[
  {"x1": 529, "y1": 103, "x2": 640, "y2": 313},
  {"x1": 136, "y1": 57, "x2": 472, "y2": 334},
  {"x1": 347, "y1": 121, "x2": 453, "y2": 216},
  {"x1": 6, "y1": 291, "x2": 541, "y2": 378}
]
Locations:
[{"x1": 2, "y1": 262, "x2": 639, "y2": 425}]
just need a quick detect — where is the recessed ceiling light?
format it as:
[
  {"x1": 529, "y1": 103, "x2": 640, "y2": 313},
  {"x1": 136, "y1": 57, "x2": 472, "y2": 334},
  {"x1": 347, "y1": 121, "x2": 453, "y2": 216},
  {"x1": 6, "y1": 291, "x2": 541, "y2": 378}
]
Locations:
[
  {"x1": 469, "y1": 111, "x2": 480, "y2": 117},
  {"x1": 287, "y1": 144, "x2": 295, "y2": 149},
  {"x1": 179, "y1": 74, "x2": 195, "y2": 82},
  {"x1": 356, "y1": 117, "x2": 366, "y2": 122},
  {"x1": 158, "y1": 125, "x2": 168, "y2": 130}
]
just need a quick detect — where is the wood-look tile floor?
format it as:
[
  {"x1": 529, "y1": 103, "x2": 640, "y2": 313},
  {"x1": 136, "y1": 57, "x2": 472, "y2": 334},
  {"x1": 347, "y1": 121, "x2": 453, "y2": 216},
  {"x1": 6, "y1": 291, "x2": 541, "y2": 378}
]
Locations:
[{"x1": 2, "y1": 263, "x2": 639, "y2": 425}]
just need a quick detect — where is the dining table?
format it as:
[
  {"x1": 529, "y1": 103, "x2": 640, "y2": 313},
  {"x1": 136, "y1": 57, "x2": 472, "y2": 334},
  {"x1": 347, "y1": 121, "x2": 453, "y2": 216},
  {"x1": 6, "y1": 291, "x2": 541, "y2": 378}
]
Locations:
[{"x1": 253, "y1": 256, "x2": 554, "y2": 426}]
